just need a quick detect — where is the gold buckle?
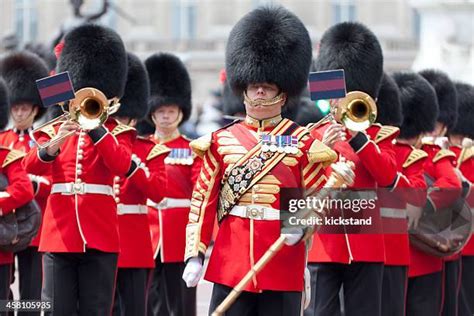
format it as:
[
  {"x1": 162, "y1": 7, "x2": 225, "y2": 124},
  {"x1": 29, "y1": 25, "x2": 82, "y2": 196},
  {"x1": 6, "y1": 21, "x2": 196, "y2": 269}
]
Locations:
[{"x1": 246, "y1": 206, "x2": 264, "y2": 219}]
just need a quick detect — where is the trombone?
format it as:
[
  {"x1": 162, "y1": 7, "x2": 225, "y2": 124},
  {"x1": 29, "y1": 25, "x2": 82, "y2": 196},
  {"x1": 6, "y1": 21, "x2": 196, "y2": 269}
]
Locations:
[
  {"x1": 33, "y1": 87, "x2": 120, "y2": 148},
  {"x1": 314, "y1": 91, "x2": 377, "y2": 132}
]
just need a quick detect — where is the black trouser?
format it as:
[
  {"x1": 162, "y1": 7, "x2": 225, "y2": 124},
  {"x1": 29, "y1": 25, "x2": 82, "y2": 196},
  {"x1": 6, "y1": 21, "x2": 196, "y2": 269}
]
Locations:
[
  {"x1": 304, "y1": 262, "x2": 384, "y2": 316},
  {"x1": 42, "y1": 250, "x2": 118, "y2": 316},
  {"x1": 209, "y1": 283, "x2": 302, "y2": 316},
  {"x1": 16, "y1": 246, "x2": 43, "y2": 316},
  {"x1": 406, "y1": 272, "x2": 442, "y2": 316},
  {"x1": 442, "y1": 259, "x2": 461, "y2": 316},
  {"x1": 381, "y1": 265, "x2": 408, "y2": 316},
  {"x1": 113, "y1": 268, "x2": 150, "y2": 316},
  {"x1": 0, "y1": 263, "x2": 12, "y2": 316},
  {"x1": 147, "y1": 257, "x2": 196, "y2": 316},
  {"x1": 459, "y1": 256, "x2": 474, "y2": 316}
]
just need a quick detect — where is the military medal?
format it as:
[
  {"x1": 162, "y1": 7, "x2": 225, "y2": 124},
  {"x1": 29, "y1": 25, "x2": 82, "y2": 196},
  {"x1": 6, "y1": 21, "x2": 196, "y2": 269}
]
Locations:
[
  {"x1": 165, "y1": 148, "x2": 194, "y2": 165},
  {"x1": 276, "y1": 136, "x2": 284, "y2": 153},
  {"x1": 290, "y1": 136, "x2": 299, "y2": 154},
  {"x1": 261, "y1": 134, "x2": 271, "y2": 152},
  {"x1": 269, "y1": 137, "x2": 278, "y2": 152}
]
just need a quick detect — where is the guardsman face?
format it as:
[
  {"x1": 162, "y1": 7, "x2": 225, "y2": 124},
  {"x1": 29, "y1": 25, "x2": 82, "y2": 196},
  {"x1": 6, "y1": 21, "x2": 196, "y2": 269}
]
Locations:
[
  {"x1": 151, "y1": 104, "x2": 182, "y2": 130},
  {"x1": 244, "y1": 83, "x2": 286, "y2": 120},
  {"x1": 10, "y1": 102, "x2": 38, "y2": 129}
]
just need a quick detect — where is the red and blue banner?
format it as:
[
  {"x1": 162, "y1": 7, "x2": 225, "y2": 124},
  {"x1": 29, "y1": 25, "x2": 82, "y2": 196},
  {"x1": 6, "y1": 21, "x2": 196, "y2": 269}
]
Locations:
[
  {"x1": 308, "y1": 69, "x2": 346, "y2": 101},
  {"x1": 36, "y1": 72, "x2": 75, "y2": 107}
]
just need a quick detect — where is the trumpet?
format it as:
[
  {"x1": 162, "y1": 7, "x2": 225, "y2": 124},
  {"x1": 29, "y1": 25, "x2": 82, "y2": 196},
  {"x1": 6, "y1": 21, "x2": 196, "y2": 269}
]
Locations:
[
  {"x1": 314, "y1": 91, "x2": 377, "y2": 132},
  {"x1": 33, "y1": 87, "x2": 120, "y2": 148}
]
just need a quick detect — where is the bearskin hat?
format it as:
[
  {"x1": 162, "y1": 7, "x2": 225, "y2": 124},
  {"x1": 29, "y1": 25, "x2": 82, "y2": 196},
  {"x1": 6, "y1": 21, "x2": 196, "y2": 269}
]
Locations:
[
  {"x1": 392, "y1": 72, "x2": 439, "y2": 139},
  {"x1": 449, "y1": 83, "x2": 474, "y2": 139},
  {"x1": 295, "y1": 97, "x2": 323, "y2": 126},
  {"x1": 145, "y1": 53, "x2": 192, "y2": 125},
  {"x1": 419, "y1": 69, "x2": 458, "y2": 130},
  {"x1": 376, "y1": 72, "x2": 403, "y2": 126},
  {"x1": 0, "y1": 78, "x2": 10, "y2": 130},
  {"x1": 135, "y1": 119, "x2": 155, "y2": 137},
  {"x1": 315, "y1": 22, "x2": 383, "y2": 99},
  {"x1": 24, "y1": 42, "x2": 56, "y2": 72},
  {"x1": 113, "y1": 53, "x2": 150, "y2": 120},
  {"x1": 225, "y1": 6, "x2": 312, "y2": 102},
  {"x1": 0, "y1": 51, "x2": 49, "y2": 120},
  {"x1": 222, "y1": 81, "x2": 244, "y2": 116},
  {"x1": 56, "y1": 24, "x2": 128, "y2": 99}
]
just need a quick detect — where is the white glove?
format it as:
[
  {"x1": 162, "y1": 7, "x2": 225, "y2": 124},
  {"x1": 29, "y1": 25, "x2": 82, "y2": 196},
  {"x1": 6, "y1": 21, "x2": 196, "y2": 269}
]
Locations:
[
  {"x1": 407, "y1": 203, "x2": 423, "y2": 230},
  {"x1": 303, "y1": 267, "x2": 311, "y2": 310},
  {"x1": 182, "y1": 257, "x2": 204, "y2": 288},
  {"x1": 282, "y1": 228, "x2": 304, "y2": 246}
]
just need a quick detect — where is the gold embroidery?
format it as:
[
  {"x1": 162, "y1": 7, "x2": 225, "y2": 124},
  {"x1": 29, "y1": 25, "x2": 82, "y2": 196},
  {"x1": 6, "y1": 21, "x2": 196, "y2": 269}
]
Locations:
[
  {"x1": 433, "y1": 149, "x2": 456, "y2": 163},
  {"x1": 223, "y1": 154, "x2": 244, "y2": 164},
  {"x1": 217, "y1": 146, "x2": 248, "y2": 155},
  {"x1": 2, "y1": 149, "x2": 26, "y2": 168},
  {"x1": 282, "y1": 157, "x2": 298, "y2": 166},
  {"x1": 189, "y1": 134, "x2": 212, "y2": 158},
  {"x1": 146, "y1": 144, "x2": 171, "y2": 161},
  {"x1": 111, "y1": 123, "x2": 135, "y2": 136},
  {"x1": 403, "y1": 149, "x2": 428, "y2": 168},
  {"x1": 217, "y1": 137, "x2": 241, "y2": 146},
  {"x1": 375, "y1": 125, "x2": 399, "y2": 144}
]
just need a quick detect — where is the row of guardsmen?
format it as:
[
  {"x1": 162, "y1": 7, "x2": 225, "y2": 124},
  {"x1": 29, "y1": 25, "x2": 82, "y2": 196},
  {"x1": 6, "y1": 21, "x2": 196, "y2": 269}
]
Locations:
[
  {"x1": 0, "y1": 4, "x2": 472, "y2": 316},
  {"x1": 0, "y1": 24, "x2": 201, "y2": 316}
]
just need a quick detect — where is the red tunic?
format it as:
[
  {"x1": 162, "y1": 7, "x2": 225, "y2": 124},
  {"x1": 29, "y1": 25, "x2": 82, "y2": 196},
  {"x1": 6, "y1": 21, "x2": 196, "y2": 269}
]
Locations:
[
  {"x1": 0, "y1": 129, "x2": 51, "y2": 247},
  {"x1": 0, "y1": 147, "x2": 35, "y2": 264},
  {"x1": 450, "y1": 145, "x2": 474, "y2": 256},
  {"x1": 148, "y1": 134, "x2": 202, "y2": 263},
  {"x1": 23, "y1": 118, "x2": 134, "y2": 253},
  {"x1": 185, "y1": 117, "x2": 331, "y2": 292},
  {"x1": 308, "y1": 123, "x2": 399, "y2": 263},
  {"x1": 381, "y1": 143, "x2": 427, "y2": 266},
  {"x1": 408, "y1": 143, "x2": 462, "y2": 277},
  {"x1": 115, "y1": 137, "x2": 168, "y2": 268}
]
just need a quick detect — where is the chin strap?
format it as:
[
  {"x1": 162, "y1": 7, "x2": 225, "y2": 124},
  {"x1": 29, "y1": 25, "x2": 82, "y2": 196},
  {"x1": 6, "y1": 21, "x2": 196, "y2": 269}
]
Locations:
[{"x1": 243, "y1": 91, "x2": 286, "y2": 108}]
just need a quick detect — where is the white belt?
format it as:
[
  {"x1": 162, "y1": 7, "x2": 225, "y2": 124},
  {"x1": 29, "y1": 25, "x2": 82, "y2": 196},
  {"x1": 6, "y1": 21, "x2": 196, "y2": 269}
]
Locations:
[
  {"x1": 229, "y1": 205, "x2": 280, "y2": 221},
  {"x1": 51, "y1": 182, "x2": 113, "y2": 196},
  {"x1": 146, "y1": 198, "x2": 191, "y2": 209},
  {"x1": 380, "y1": 207, "x2": 407, "y2": 219},
  {"x1": 117, "y1": 204, "x2": 148, "y2": 215}
]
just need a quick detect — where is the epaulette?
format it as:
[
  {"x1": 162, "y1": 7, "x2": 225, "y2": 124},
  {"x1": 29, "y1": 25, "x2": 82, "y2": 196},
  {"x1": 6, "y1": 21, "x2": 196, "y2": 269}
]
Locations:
[
  {"x1": 111, "y1": 123, "x2": 136, "y2": 136},
  {"x1": 459, "y1": 146, "x2": 474, "y2": 165},
  {"x1": 190, "y1": 120, "x2": 241, "y2": 158},
  {"x1": 2, "y1": 148, "x2": 26, "y2": 168},
  {"x1": 375, "y1": 125, "x2": 399, "y2": 144},
  {"x1": 190, "y1": 134, "x2": 212, "y2": 158},
  {"x1": 307, "y1": 139, "x2": 338, "y2": 166},
  {"x1": 403, "y1": 149, "x2": 428, "y2": 168},
  {"x1": 147, "y1": 144, "x2": 171, "y2": 161},
  {"x1": 433, "y1": 149, "x2": 456, "y2": 163}
]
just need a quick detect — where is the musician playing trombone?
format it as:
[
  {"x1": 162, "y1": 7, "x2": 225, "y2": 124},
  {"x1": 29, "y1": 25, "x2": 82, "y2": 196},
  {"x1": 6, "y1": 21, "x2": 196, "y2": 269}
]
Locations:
[
  {"x1": 305, "y1": 22, "x2": 401, "y2": 316},
  {"x1": 23, "y1": 24, "x2": 136, "y2": 316}
]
